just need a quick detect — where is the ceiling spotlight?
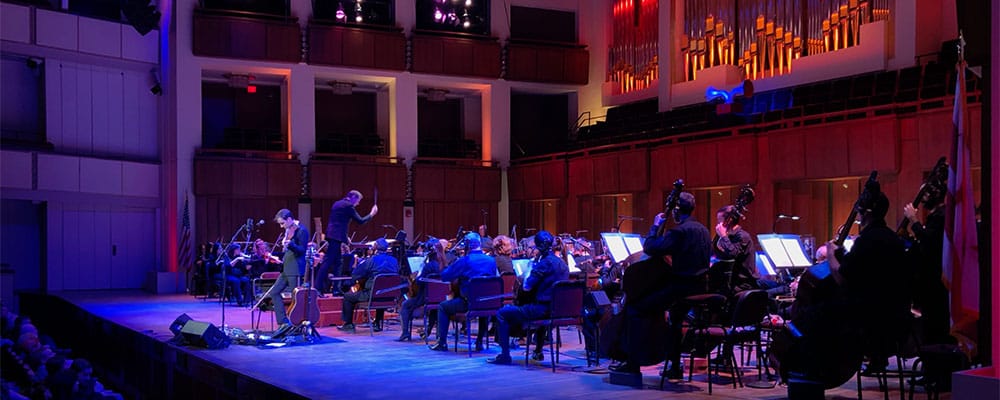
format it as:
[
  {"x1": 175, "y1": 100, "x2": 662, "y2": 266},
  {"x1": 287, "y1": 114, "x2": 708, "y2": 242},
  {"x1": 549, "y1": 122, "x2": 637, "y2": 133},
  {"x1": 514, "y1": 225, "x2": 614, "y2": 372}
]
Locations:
[
  {"x1": 335, "y1": 3, "x2": 346, "y2": 21},
  {"x1": 462, "y1": 10, "x2": 470, "y2": 28}
]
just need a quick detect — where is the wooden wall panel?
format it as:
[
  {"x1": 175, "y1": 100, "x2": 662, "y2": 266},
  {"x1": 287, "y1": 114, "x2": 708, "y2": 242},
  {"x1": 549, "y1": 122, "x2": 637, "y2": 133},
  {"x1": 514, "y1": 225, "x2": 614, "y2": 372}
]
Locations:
[
  {"x1": 521, "y1": 165, "x2": 544, "y2": 199},
  {"x1": 564, "y1": 48, "x2": 590, "y2": 85},
  {"x1": 192, "y1": 13, "x2": 301, "y2": 63},
  {"x1": 377, "y1": 166, "x2": 407, "y2": 200},
  {"x1": 411, "y1": 36, "x2": 444, "y2": 73},
  {"x1": 342, "y1": 29, "x2": 374, "y2": 67},
  {"x1": 618, "y1": 149, "x2": 649, "y2": 192},
  {"x1": 473, "y1": 168, "x2": 501, "y2": 202},
  {"x1": 567, "y1": 157, "x2": 594, "y2": 195},
  {"x1": 442, "y1": 40, "x2": 474, "y2": 76},
  {"x1": 508, "y1": 167, "x2": 525, "y2": 200},
  {"x1": 683, "y1": 142, "x2": 718, "y2": 187},
  {"x1": 507, "y1": 46, "x2": 536, "y2": 81},
  {"x1": 916, "y1": 111, "x2": 954, "y2": 167},
  {"x1": 413, "y1": 166, "x2": 445, "y2": 201},
  {"x1": 769, "y1": 131, "x2": 806, "y2": 181},
  {"x1": 310, "y1": 163, "x2": 345, "y2": 198},
  {"x1": 506, "y1": 43, "x2": 589, "y2": 85},
  {"x1": 716, "y1": 137, "x2": 756, "y2": 185},
  {"x1": 414, "y1": 201, "x2": 497, "y2": 239},
  {"x1": 804, "y1": 125, "x2": 849, "y2": 178},
  {"x1": 194, "y1": 159, "x2": 232, "y2": 196},
  {"x1": 649, "y1": 146, "x2": 686, "y2": 192},
  {"x1": 541, "y1": 161, "x2": 567, "y2": 198},
  {"x1": 231, "y1": 161, "x2": 268, "y2": 196},
  {"x1": 591, "y1": 155, "x2": 619, "y2": 194},
  {"x1": 267, "y1": 162, "x2": 302, "y2": 196},
  {"x1": 445, "y1": 168, "x2": 476, "y2": 201}
]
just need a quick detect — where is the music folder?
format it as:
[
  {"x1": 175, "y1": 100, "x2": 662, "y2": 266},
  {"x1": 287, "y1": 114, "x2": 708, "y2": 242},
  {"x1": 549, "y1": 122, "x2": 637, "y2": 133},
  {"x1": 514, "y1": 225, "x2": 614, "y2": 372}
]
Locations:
[
  {"x1": 757, "y1": 234, "x2": 812, "y2": 268},
  {"x1": 407, "y1": 256, "x2": 424, "y2": 275}
]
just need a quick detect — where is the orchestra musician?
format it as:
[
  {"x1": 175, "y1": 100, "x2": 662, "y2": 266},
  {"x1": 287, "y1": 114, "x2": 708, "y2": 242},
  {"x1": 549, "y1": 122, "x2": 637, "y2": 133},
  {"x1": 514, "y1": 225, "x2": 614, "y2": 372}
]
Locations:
[
  {"x1": 319, "y1": 190, "x2": 378, "y2": 296},
  {"x1": 710, "y1": 204, "x2": 759, "y2": 294},
  {"x1": 221, "y1": 243, "x2": 253, "y2": 306},
  {"x1": 269, "y1": 209, "x2": 310, "y2": 326},
  {"x1": 487, "y1": 230, "x2": 569, "y2": 365},
  {"x1": 337, "y1": 238, "x2": 399, "y2": 333},
  {"x1": 478, "y1": 225, "x2": 493, "y2": 254},
  {"x1": 397, "y1": 238, "x2": 447, "y2": 341},
  {"x1": 249, "y1": 238, "x2": 281, "y2": 278},
  {"x1": 828, "y1": 188, "x2": 910, "y2": 373},
  {"x1": 429, "y1": 232, "x2": 498, "y2": 352},
  {"x1": 610, "y1": 192, "x2": 712, "y2": 378},
  {"x1": 903, "y1": 201, "x2": 952, "y2": 345},
  {"x1": 491, "y1": 236, "x2": 515, "y2": 275}
]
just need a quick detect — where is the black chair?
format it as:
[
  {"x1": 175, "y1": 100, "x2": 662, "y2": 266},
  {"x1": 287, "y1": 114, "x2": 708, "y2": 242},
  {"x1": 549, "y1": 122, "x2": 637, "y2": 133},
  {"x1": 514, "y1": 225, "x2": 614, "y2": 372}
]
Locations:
[
  {"x1": 522, "y1": 281, "x2": 586, "y2": 372},
  {"x1": 450, "y1": 276, "x2": 503, "y2": 355},
  {"x1": 660, "y1": 293, "x2": 729, "y2": 390},
  {"x1": 702, "y1": 290, "x2": 770, "y2": 393}
]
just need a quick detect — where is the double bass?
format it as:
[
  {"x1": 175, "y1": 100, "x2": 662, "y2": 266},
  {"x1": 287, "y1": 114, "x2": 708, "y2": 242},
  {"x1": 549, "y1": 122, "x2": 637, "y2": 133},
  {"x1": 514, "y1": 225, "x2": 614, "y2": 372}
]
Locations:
[
  {"x1": 772, "y1": 171, "x2": 878, "y2": 389},
  {"x1": 897, "y1": 156, "x2": 948, "y2": 245},
  {"x1": 621, "y1": 179, "x2": 685, "y2": 303},
  {"x1": 600, "y1": 180, "x2": 684, "y2": 365}
]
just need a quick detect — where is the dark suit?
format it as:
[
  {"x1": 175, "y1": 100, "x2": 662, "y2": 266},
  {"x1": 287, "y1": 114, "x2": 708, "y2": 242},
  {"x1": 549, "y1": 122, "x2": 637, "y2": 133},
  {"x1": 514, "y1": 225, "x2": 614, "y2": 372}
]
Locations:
[
  {"x1": 628, "y1": 216, "x2": 712, "y2": 369},
  {"x1": 495, "y1": 253, "x2": 570, "y2": 358},
  {"x1": 342, "y1": 253, "x2": 400, "y2": 327},
  {"x1": 318, "y1": 198, "x2": 372, "y2": 294},
  {"x1": 836, "y1": 219, "x2": 909, "y2": 367},
  {"x1": 269, "y1": 225, "x2": 310, "y2": 324}
]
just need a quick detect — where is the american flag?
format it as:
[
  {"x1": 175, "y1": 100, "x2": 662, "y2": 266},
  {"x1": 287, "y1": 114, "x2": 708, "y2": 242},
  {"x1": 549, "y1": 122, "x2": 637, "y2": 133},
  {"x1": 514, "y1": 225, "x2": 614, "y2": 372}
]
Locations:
[
  {"x1": 942, "y1": 41, "x2": 979, "y2": 352},
  {"x1": 178, "y1": 193, "x2": 193, "y2": 271}
]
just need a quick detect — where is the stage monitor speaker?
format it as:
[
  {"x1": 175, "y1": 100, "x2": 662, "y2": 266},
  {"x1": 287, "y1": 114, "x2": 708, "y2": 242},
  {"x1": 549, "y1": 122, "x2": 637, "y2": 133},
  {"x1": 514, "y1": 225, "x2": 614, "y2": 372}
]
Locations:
[
  {"x1": 169, "y1": 313, "x2": 193, "y2": 337},
  {"x1": 585, "y1": 290, "x2": 611, "y2": 308},
  {"x1": 180, "y1": 320, "x2": 231, "y2": 349}
]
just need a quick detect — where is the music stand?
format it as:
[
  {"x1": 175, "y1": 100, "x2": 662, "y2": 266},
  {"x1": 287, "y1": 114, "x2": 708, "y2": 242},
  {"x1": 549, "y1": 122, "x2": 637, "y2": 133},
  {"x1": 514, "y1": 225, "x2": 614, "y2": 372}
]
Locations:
[
  {"x1": 756, "y1": 234, "x2": 812, "y2": 270},
  {"x1": 599, "y1": 233, "x2": 631, "y2": 264}
]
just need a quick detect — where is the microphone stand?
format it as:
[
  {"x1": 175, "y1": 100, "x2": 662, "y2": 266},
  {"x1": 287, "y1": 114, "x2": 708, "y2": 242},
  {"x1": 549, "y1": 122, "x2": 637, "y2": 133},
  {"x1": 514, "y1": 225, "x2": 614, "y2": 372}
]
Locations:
[{"x1": 215, "y1": 221, "x2": 254, "y2": 333}]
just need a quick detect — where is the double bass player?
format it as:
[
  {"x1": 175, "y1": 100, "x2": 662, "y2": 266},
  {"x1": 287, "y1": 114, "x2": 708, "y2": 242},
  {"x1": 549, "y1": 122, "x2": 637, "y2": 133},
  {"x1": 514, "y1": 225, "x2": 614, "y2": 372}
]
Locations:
[{"x1": 609, "y1": 192, "x2": 712, "y2": 378}]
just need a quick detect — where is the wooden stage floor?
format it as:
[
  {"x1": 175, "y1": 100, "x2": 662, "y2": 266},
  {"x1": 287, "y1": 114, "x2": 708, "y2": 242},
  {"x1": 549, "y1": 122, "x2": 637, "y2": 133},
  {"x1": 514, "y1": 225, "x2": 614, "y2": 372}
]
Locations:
[{"x1": 55, "y1": 290, "x2": 941, "y2": 400}]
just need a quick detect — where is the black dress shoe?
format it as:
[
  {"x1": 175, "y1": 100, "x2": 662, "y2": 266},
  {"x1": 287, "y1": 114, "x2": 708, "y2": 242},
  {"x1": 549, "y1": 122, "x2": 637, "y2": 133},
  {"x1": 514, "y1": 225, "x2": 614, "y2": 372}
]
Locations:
[
  {"x1": 531, "y1": 352, "x2": 544, "y2": 361},
  {"x1": 429, "y1": 343, "x2": 449, "y2": 351},
  {"x1": 337, "y1": 324, "x2": 355, "y2": 332},
  {"x1": 475, "y1": 342, "x2": 485, "y2": 352},
  {"x1": 395, "y1": 335, "x2": 412, "y2": 342},
  {"x1": 661, "y1": 367, "x2": 683, "y2": 380},
  {"x1": 372, "y1": 324, "x2": 383, "y2": 333},
  {"x1": 487, "y1": 355, "x2": 512, "y2": 365},
  {"x1": 609, "y1": 363, "x2": 640, "y2": 373}
]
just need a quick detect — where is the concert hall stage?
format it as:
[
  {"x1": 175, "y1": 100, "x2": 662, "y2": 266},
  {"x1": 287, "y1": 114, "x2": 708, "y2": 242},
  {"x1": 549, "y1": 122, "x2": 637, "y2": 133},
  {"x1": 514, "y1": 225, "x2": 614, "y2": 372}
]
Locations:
[{"x1": 21, "y1": 291, "x2": 935, "y2": 400}]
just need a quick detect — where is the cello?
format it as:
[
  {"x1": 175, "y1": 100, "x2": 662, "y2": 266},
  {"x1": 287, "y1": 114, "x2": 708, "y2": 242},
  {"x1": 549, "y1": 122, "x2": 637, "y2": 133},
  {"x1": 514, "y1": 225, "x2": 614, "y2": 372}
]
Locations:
[{"x1": 772, "y1": 171, "x2": 879, "y2": 389}]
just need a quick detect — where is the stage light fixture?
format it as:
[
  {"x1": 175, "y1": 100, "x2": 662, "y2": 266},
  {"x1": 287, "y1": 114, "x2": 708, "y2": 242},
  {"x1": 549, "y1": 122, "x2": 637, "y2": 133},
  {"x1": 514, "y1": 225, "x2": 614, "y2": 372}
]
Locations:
[
  {"x1": 223, "y1": 73, "x2": 255, "y2": 89},
  {"x1": 328, "y1": 81, "x2": 356, "y2": 95},
  {"x1": 25, "y1": 57, "x2": 43, "y2": 69},
  {"x1": 424, "y1": 88, "x2": 449, "y2": 102},
  {"x1": 335, "y1": 3, "x2": 346, "y2": 22}
]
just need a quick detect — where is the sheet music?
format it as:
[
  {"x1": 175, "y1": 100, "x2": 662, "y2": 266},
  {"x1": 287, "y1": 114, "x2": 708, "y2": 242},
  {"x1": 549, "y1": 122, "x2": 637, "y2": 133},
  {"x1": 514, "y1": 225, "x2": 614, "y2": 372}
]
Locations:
[
  {"x1": 622, "y1": 234, "x2": 644, "y2": 256},
  {"x1": 756, "y1": 252, "x2": 776, "y2": 276},
  {"x1": 567, "y1": 254, "x2": 581, "y2": 273},
  {"x1": 780, "y1": 238, "x2": 812, "y2": 267},
  {"x1": 758, "y1": 236, "x2": 793, "y2": 268},
  {"x1": 512, "y1": 259, "x2": 533, "y2": 280},
  {"x1": 601, "y1": 234, "x2": 630, "y2": 264},
  {"x1": 407, "y1": 256, "x2": 424, "y2": 275}
]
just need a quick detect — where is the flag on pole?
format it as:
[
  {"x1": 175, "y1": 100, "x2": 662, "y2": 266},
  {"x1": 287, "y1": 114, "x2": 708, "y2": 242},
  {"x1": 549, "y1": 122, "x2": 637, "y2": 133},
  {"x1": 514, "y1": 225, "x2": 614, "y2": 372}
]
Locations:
[
  {"x1": 178, "y1": 193, "x2": 193, "y2": 272},
  {"x1": 942, "y1": 35, "x2": 979, "y2": 355}
]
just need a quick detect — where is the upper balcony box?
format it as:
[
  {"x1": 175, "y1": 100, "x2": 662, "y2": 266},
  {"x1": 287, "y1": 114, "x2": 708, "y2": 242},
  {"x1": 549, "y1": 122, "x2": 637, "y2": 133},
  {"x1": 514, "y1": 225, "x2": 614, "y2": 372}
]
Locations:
[
  {"x1": 506, "y1": 39, "x2": 589, "y2": 85},
  {"x1": 411, "y1": 31, "x2": 501, "y2": 79},
  {"x1": 307, "y1": 22, "x2": 405, "y2": 71},
  {"x1": 192, "y1": 7, "x2": 301, "y2": 63}
]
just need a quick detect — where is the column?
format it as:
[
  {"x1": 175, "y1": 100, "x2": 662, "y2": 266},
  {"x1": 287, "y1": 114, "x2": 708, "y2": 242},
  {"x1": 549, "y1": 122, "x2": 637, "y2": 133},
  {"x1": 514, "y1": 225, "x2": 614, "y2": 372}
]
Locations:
[
  {"x1": 390, "y1": 74, "x2": 419, "y2": 162},
  {"x1": 658, "y1": 0, "x2": 675, "y2": 111},
  {"x1": 287, "y1": 64, "x2": 316, "y2": 163}
]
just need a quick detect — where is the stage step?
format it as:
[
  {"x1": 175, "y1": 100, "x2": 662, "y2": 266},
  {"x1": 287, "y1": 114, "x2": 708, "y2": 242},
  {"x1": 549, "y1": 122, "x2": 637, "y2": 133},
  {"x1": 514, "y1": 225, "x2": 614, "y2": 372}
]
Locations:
[{"x1": 317, "y1": 296, "x2": 344, "y2": 326}]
